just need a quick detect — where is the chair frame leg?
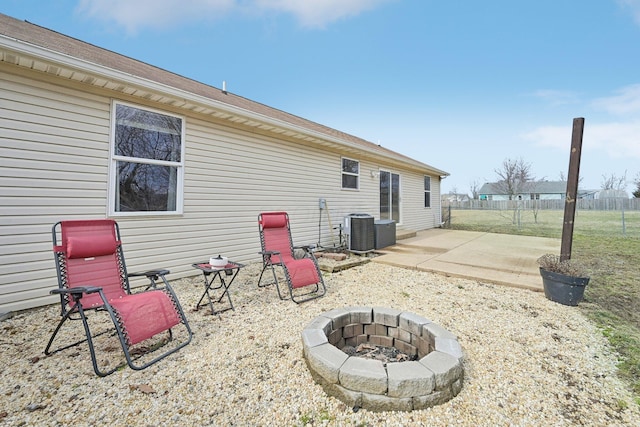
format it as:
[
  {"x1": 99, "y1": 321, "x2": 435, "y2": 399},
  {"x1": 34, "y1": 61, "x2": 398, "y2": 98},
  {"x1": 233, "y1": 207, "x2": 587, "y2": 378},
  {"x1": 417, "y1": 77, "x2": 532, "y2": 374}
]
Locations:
[
  {"x1": 276, "y1": 256, "x2": 326, "y2": 304},
  {"x1": 257, "y1": 241, "x2": 327, "y2": 304},
  {"x1": 285, "y1": 270, "x2": 327, "y2": 304},
  {"x1": 45, "y1": 286, "x2": 193, "y2": 377},
  {"x1": 45, "y1": 303, "x2": 120, "y2": 377},
  {"x1": 257, "y1": 262, "x2": 287, "y2": 300}
]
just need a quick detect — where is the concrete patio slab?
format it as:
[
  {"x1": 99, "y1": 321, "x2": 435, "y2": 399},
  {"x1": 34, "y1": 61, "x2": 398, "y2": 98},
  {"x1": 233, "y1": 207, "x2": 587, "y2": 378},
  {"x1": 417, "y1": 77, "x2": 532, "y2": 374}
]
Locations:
[{"x1": 373, "y1": 229, "x2": 560, "y2": 291}]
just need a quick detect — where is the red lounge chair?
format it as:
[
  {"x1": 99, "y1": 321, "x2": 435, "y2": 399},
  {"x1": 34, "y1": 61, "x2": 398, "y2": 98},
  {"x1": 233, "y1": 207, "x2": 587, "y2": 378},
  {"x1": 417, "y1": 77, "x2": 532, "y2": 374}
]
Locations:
[
  {"x1": 45, "y1": 219, "x2": 192, "y2": 376},
  {"x1": 257, "y1": 212, "x2": 326, "y2": 303}
]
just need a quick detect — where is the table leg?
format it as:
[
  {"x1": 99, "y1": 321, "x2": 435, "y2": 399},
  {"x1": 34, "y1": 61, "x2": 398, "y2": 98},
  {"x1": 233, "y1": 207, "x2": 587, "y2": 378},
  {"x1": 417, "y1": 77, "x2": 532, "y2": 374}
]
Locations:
[
  {"x1": 196, "y1": 270, "x2": 237, "y2": 315},
  {"x1": 218, "y1": 269, "x2": 240, "y2": 311}
]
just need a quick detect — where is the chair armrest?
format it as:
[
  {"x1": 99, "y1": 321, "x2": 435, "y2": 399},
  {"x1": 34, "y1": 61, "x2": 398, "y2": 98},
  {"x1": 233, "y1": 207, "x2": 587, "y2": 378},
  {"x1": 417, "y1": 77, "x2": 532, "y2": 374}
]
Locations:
[
  {"x1": 50, "y1": 286, "x2": 101, "y2": 295},
  {"x1": 128, "y1": 269, "x2": 170, "y2": 279},
  {"x1": 51, "y1": 286, "x2": 102, "y2": 303},
  {"x1": 259, "y1": 250, "x2": 280, "y2": 255},
  {"x1": 259, "y1": 250, "x2": 283, "y2": 264},
  {"x1": 294, "y1": 244, "x2": 316, "y2": 252},
  {"x1": 129, "y1": 269, "x2": 170, "y2": 290}
]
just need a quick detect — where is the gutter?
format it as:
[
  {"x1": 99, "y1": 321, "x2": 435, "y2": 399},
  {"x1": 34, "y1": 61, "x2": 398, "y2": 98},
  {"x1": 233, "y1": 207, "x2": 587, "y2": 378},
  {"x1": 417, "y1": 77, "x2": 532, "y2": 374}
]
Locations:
[{"x1": 0, "y1": 35, "x2": 449, "y2": 177}]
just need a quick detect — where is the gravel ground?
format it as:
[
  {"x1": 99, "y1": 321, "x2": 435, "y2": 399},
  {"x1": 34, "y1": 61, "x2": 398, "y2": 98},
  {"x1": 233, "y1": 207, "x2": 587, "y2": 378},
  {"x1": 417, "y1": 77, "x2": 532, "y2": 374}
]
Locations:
[{"x1": 1, "y1": 261, "x2": 639, "y2": 426}]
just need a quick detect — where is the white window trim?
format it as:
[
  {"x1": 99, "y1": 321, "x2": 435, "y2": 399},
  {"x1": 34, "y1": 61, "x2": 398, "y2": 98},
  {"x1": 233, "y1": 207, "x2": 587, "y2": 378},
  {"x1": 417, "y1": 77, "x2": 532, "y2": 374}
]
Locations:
[
  {"x1": 108, "y1": 101, "x2": 185, "y2": 217},
  {"x1": 424, "y1": 175, "x2": 432, "y2": 209},
  {"x1": 341, "y1": 157, "x2": 360, "y2": 190},
  {"x1": 380, "y1": 169, "x2": 402, "y2": 224}
]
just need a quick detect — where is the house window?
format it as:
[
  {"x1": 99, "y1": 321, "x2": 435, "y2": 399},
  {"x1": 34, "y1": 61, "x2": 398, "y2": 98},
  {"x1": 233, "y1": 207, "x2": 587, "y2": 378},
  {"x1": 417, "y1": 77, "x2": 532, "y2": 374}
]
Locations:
[
  {"x1": 342, "y1": 158, "x2": 359, "y2": 190},
  {"x1": 424, "y1": 176, "x2": 431, "y2": 208},
  {"x1": 109, "y1": 102, "x2": 184, "y2": 215}
]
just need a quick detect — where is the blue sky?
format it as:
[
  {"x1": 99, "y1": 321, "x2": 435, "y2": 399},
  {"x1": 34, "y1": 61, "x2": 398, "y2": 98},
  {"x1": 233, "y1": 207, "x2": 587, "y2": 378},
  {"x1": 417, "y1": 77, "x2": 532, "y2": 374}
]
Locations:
[{"x1": 4, "y1": 0, "x2": 640, "y2": 195}]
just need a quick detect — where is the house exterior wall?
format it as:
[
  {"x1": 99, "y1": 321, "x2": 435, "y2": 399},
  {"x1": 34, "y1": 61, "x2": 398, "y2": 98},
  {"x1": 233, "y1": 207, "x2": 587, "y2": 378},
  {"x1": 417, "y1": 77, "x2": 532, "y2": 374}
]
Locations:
[
  {"x1": 480, "y1": 193, "x2": 562, "y2": 201},
  {"x1": 400, "y1": 173, "x2": 442, "y2": 230},
  {"x1": 0, "y1": 65, "x2": 443, "y2": 312},
  {"x1": 539, "y1": 194, "x2": 563, "y2": 200}
]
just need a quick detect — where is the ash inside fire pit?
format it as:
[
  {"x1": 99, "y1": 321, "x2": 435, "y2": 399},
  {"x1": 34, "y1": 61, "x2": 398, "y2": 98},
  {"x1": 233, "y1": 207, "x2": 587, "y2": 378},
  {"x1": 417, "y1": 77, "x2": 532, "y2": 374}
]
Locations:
[{"x1": 342, "y1": 343, "x2": 418, "y2": 364}]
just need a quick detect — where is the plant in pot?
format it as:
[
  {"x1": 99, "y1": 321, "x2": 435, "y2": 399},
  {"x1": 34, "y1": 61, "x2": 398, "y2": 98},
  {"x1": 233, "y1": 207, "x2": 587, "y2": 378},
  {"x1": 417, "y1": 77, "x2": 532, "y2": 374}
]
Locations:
[{"x1": 537, "y1": 254, "x2": 590, "y2": 306}]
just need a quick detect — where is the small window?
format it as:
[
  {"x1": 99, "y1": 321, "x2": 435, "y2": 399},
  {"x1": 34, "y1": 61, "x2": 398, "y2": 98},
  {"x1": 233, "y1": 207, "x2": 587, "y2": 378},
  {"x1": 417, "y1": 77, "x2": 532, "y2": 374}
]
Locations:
[
  {"x1": 342, "y1": 158, "x2": 359, "y2": 190},
  {"x1": 424, "y1": 176, "x2": 431, "y2": 208},
  {"x1": 109, "y1": 102, "x2": 184, "y2": 215}
]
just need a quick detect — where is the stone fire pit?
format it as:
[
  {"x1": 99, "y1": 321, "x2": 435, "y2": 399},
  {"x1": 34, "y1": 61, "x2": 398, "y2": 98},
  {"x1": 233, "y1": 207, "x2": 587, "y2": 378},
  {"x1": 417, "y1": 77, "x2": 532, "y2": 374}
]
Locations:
[{"x1": 301, "y1": 307, "x2": 464, "y2": 412}]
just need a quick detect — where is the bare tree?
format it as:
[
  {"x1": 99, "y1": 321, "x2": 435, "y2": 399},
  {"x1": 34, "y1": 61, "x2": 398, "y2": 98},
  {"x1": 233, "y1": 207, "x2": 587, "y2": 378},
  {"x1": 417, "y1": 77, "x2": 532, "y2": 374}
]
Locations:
[
  {"x1": 559, "y1": 171, "x2": 583, "y2": 188},
  {"x1": 469, "y1": 180, "x2": 480, "y2": 200},
  {"x1": 494, "y1": 158, "x2": 534, "y2": 199},
  {"x1": 527, "y1": 178, "x2": 545, "y2": 224},
  {"x1": 601, "y1": 172, "x2": 627, "y2": 191},
  {"x1": 494, "y1": 158, "x2": 535, "y2": 225},
  {"x1": 633, "y1": 172, "x2": 640, "y2": 198}
]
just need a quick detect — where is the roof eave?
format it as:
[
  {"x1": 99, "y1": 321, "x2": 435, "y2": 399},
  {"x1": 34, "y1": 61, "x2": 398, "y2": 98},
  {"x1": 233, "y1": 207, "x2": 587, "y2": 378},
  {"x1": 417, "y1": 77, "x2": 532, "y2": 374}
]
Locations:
[{"x1": 0, "y1": 34, "x2": 448, "y2": 176}]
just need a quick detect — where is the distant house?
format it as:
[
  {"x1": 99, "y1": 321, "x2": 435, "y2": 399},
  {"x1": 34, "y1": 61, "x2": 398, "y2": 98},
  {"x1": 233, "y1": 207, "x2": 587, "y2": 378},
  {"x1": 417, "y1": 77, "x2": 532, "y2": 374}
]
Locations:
[
  {"x1": 0, "y1": 14, "x2": 449, "y2": 312},
  {"x1": 595, "y1": 189, "x2": 629, "y2": 199},
  {"x1": 478, "y1": 181, "x2": 567, "y2": 201},
  {"x1": 578, "y1": 190, "x2": 599, "y2": 200},
  {"x1": 442, "y1": 193, "x2": 471, "y2": 203}
]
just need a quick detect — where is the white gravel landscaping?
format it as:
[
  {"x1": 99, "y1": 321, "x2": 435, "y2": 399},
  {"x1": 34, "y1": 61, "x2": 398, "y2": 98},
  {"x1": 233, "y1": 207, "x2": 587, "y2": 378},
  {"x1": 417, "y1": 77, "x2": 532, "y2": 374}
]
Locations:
[{"x1": 1, "y1": 261, "x2": 639, "y2": 426}]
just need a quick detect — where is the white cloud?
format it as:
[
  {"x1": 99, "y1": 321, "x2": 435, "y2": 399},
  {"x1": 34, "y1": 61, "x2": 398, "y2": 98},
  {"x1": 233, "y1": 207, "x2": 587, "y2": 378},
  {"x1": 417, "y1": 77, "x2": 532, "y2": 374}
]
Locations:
[
  {"x1": 524, "y1": 121, "x2": 640, "y2": 160},
  {"x1": 76, "y1": 0, "x2": 393, "y2": 33},
  {"x1": 586, "y1": 122, "x2": 640, "y2": 158},
  {"x1": 530, "y1": 89, "x2": 579, "y2": 106},
  {"x1": 591, "y1": 84, "x2": 640, "y2": 115},
  {"x1": 617, "y1": 0, "x2": 640, "y2": 25},
  {"x1": 525, "y1": 83, "x2": 640, "y2": 162},
  {"x1": 523, "y1": 125, "x2": 570, "y2": 150},
  {"x1": 252, "y1": 0, "x2": 394, "y2": 28},
  {"x1": 76, "y1": 0, "x2": 235, "y2": 34}
]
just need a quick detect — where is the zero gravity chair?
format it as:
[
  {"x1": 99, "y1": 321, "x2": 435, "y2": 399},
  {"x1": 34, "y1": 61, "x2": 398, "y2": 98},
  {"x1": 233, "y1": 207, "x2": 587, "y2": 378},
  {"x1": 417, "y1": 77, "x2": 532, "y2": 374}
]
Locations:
[
  {"x1": 45, "y1": 219, "x2": 192, "y2": 376},
  {"x1": 257, "y1": 212, "x2": 326, "y2": 303}
]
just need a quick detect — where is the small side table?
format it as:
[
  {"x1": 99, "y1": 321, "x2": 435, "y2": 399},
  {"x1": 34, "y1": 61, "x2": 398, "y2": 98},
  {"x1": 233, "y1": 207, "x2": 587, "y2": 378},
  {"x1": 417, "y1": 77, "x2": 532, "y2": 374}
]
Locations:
[{"x1": 192, "y1": 261, "x2": 244, "y2": 316}]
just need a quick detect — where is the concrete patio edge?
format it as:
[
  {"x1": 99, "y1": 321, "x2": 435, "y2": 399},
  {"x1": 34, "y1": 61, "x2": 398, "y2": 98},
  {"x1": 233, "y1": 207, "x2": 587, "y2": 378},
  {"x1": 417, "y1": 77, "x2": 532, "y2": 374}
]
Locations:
[{"x1": 372, "y1": 229, "x2": 561, "y2": 292}]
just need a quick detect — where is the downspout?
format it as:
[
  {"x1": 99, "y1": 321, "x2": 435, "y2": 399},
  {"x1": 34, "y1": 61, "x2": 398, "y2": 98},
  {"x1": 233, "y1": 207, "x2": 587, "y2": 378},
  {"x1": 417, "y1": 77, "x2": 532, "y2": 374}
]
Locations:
[{"x1": 439, "y1": 175, "x2": 446, "y2": 227}]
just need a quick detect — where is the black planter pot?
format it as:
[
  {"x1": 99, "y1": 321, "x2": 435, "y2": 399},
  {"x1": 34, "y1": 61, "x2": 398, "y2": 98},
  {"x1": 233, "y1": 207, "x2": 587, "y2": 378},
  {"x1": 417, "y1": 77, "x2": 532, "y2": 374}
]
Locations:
[{"x1": 539, "y1": 267, "x2": 590, "y2": 306}]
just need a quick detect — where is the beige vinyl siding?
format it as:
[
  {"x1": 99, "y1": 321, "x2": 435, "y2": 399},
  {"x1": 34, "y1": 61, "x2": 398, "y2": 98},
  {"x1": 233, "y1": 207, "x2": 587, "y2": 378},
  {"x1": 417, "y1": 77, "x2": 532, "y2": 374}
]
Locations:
[
  {"x1": 1, "y1": 65, "x2": 444, "y2": 313},
  {"x1": 1, "y1": 69, "x2": 112, "y2": 311},
  {"x1": 397, "y1": 172, "x2": 443, "y2": 231},
  {"x1": 433, "y1": 176, "x2": 443, "y2": 225},
  {"x1": 402, "y1": 173, "x2": 439, "y2": 230},
  {"x1": 367, "y1": 169, "x2": 442, "y2": 231}
]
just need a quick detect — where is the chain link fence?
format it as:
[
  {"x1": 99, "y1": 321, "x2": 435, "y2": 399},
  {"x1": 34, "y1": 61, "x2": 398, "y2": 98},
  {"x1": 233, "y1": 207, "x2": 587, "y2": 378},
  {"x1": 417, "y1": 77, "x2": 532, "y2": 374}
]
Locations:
[{"x1": 441, "y1": 198, "x2": 640, "y2": 239}]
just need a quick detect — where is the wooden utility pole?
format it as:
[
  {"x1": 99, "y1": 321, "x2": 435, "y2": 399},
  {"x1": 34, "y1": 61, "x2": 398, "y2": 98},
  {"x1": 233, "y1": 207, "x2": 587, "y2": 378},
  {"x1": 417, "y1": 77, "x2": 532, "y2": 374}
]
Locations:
[{"x1": 560, "y1": 117, "x2": 585, "y2": 261}]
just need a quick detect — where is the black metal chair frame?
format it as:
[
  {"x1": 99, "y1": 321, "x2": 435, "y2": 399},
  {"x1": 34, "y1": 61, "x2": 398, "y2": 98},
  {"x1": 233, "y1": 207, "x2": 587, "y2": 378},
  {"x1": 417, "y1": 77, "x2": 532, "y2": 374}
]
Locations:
[
  {"x1": 257, "y1": 212, "x2": 326, "y2": 303},
  {"x1": 45, "y1": 220, "x2": 193, "y2": 376}
]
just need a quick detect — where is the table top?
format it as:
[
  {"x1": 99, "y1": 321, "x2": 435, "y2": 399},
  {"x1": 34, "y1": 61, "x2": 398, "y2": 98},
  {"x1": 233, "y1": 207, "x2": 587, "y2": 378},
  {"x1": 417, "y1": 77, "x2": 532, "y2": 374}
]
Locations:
[{"x1": 192, "y1": 261, "x2": 244, "y2": 273}]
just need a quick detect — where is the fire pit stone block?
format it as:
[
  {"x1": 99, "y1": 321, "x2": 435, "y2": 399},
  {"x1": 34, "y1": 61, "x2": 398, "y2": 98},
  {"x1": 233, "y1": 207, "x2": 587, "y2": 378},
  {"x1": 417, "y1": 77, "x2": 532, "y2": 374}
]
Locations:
[
  {"x1": 387, "y1": 361, "x2": 435, "y2": 398},
  {"x1": 372, "y1": 306, "x2": 402, "y2": 327},
  {"x1": 339, "y1": 357, "x2": 388, "y2": 394},
  {"x1": 346, "y1": 306, "x2": 373, "y2": 324},
  {"x1": 304, "y1": 342, "x2": 349, "y2": 385},
  {"x1": 302, "y1": 307, "x2": 464, "y2": 412},
  {"x1": 419, "y1": 351, "x2": 463, "y2": 390}
]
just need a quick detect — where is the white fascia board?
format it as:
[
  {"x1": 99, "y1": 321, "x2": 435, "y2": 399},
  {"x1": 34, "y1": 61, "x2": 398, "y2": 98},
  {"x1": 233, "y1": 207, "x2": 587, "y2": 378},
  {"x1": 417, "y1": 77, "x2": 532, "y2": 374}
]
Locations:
[{"x1": 1, "y1": 35, "x2": 448, "y2": 176}]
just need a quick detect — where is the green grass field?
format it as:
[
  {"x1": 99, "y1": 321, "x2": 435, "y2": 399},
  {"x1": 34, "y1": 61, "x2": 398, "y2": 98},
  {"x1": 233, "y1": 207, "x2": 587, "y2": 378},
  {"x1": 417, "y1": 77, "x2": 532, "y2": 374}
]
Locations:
[{"x1": 447, "y1": 208, "x2": 640, "y2": 403}]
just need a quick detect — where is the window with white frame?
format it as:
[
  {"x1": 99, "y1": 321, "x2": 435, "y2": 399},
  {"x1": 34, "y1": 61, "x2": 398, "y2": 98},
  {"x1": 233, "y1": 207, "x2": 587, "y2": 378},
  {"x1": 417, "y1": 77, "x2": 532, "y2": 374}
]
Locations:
[
  {"x1": 109, "y1": 102, "x2": 184, "y2": 215},
  {"x1": 424, "y1": 176, "x2": 431, "y2": 208},
  {"x1": 342, "y1": 157, "x2": 359, "y2": 189}
]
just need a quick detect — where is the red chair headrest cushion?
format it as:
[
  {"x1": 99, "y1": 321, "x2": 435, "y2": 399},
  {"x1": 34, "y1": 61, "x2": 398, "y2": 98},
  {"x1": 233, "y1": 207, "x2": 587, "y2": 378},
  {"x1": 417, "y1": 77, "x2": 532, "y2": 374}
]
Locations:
[
  {"x1": 67, "y1": 235, "x2": 118, "y2": 259},
  {"x1": 260, "y1": 213, "x2": 288, "y2": 229}
]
